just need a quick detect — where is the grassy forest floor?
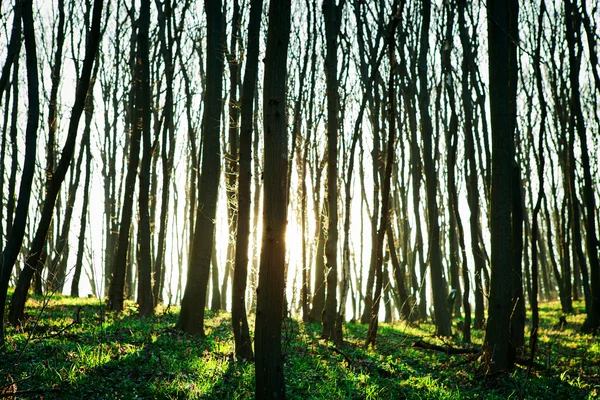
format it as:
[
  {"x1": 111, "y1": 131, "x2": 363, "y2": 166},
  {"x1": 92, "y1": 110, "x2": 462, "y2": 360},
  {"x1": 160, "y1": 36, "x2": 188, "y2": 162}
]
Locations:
[{"x1": 0, "y1": 292, "x2": 598, "y2": 399}]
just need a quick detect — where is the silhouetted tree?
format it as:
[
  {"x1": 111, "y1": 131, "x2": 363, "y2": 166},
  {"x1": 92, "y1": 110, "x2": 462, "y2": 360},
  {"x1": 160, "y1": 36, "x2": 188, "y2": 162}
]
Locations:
[
  {"x1": 254, "y1": 0, "x2": 291, "y2": 397},
  {"x1": 482, "y1": 0, "x2": 519, "y2": 373},
  {"x1": 232, "y1": 0, "x2": 262, "y2": 361},
  {"x1": 177, "y1": 0, "x2": 224, "y2": 336}
]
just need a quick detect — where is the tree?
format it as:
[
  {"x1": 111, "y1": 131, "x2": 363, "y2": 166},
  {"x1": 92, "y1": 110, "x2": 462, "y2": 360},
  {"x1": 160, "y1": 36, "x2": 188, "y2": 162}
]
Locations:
[
  {"x1": 482, "y1": 0, "x2": 519, "y2": 373},
  {"x1": 135, "y1": 0, "x2": 154, "y2": 317},
  {"x1": 0, "y1": 0, "x2": 34, "y2": 346},
  {"x1": 108, "y1": 1, "x2": 145, "y2": 313},
  {"x1": 254, "y1": 0, "x2": 291, "y2": 397},
  {"x1": 232, "y1": 0, "x2": 263, "y2": 361},
  {"x1": 365, "y1": 0, "x2": 401, "y2": 347},
  {"x1": 564, "y1": 0, "x2": 600, "y2": 334},
  {"x1": 418, "y1": 0, "x2": 451, "y2": 337},
  {"x1": 176, "y1": 0, "x2": 224, "y2": 336},
  {"x1": 153, "y1": 0, "x2": 183, "y2": 306},
  {"x1": 321, "y1": 0, "x2": 345, "y2": 342}
]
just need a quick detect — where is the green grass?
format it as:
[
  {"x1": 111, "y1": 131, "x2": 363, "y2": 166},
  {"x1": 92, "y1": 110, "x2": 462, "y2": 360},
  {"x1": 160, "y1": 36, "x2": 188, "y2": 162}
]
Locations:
[{"x1": 1, "y1": 293, "x2": 598, "y2": 399}]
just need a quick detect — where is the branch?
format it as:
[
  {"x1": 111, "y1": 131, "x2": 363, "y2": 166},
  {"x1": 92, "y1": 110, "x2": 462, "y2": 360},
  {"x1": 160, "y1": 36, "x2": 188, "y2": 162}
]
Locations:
[{"x1": 412, "y1": 340, "x2": 481, "y2": 355}]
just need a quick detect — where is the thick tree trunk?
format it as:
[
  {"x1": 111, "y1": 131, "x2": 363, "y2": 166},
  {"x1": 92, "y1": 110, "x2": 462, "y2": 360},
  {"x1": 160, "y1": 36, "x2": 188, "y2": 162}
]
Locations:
[
  {"x1": 482, "y1": 0, "x2": 519, "y2": 373},
  {"x1": 254, "y1": 0, "x2": 291, "y2": 397}
]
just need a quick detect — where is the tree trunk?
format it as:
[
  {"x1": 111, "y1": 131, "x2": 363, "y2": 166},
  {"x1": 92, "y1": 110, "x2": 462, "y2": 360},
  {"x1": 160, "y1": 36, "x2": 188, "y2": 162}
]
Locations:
[
  {"x1": 418, "y1": 0, "x2": 451, "y2": 337},
  {"x1": 222, "y1": 0, "x2": 241, "y2": 313},
  {"x1": 510, "y1": 164, "x2": 525, "y2": 352},
  {"x1": 0, "y1": 1, "x2": 31, "y2": 345},
  {"x1": 135, "y1": 0, "x2": 154, "y2": 317},
  {"x1": 564, "y1": 0, "x2": 600, "y2": 333},
  {"x1": 482, "y1": 0, "x2": 519, "y2": 373},
  {"x1": 254, "y1": 0, "x2": 291, "y2": 397},
  {"x1": 108, "y1": 3, "x2": 142, "y2": 312},
  {"x1": 71, "y1": 125, "x2": 91, "y2": 297},
  {"x1": 321, "y1": 0, "x2": 344, "y2": 342},
  {"x1": 232, "y1": 0, "x2": 262, "y2": 362},
  {"x1": 152, "y1": 0, "x2": 178, "y2": 307},
  {"x1": 365, "y1": 0, "x2": 401, "y2": 346},
  {"x1": 176, "y1": 0, "x2": 224, "y2": 336},
  {"x1": 309, "y1": 202, "x2": 327, "y2": 322}
]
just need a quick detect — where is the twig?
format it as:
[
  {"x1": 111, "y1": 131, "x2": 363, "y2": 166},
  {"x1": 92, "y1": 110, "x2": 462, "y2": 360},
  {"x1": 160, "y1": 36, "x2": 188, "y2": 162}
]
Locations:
[
  {"x1": 329, "y1": 346, "x2": 352, "y2": 365},
  {"x1": 34, "y1": 307, "x2": 82, "y2": 341}
]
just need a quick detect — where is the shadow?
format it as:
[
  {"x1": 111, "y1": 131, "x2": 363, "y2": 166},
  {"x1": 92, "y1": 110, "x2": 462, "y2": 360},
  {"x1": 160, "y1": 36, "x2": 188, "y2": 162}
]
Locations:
[{"x1": 0, "y1": 296, "x2": 596, "y2": 399}]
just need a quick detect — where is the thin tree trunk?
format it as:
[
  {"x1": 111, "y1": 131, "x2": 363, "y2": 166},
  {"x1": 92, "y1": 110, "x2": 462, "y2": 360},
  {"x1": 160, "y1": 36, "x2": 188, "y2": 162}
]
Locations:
[
  {"x1": 418, "y1": 0, "x2": 451, "y2": 337},
  {"x1": 108, "y1": 3, "x2": 141, "y2": 312},
  {"x1": 0, "y1": 0, "x2": 29, "y2": 346},
  {"x1": 321, "y1": 0, "x2": 345, "y2": 342},
  {"x1": 177, "y1": 0, "x2": 224, "y2": 336},
  {"x1": 232, "y1": 0, "x2": 262, "y2": 361},
  {"x1": 71, "y1": 101, "x2": 93, "y2": 297},
  {"x1": 565, "y1": 0, "x2": 600, "y2": 333},
  {"x1": 365, "y1": 1, "x2": 400, "y2": 346}
]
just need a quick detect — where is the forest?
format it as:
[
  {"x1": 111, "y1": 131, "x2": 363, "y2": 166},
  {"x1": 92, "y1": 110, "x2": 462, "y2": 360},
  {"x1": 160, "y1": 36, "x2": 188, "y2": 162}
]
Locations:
[{"x1": 0, "y1": 0, "x2": 599, "y2": 398}]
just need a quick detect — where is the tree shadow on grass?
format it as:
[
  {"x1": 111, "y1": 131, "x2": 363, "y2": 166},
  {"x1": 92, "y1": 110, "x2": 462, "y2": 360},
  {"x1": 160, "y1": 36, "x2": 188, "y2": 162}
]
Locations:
[
  {"x1": 0, "y1": 296, "x2": 253, "y2": 399},
  {"x1": 1, "y1": 297, "x2": 595, "y2": 399}
]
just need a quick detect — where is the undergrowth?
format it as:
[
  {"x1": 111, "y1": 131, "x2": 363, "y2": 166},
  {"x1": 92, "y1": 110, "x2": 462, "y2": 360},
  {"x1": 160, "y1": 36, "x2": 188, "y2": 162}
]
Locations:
[{"x1": 0, "y1": 293, "x2": 598, "y2": 399}]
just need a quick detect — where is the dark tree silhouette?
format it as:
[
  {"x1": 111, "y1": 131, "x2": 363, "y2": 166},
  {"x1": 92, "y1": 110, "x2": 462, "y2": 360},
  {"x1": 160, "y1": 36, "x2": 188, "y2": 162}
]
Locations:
[
  {"x1": 365, "y1": 0, "x2": 401, "y2": 347},
  {"x1": 483, "y1": 0, "x2": 519, "y2": 373},
  {"x1": 418, "y1": 0, "x2": 451, "y2": 337},
  {"x1": 254, "y1": 0, "x2": 291, "y2": 397},
  {"x1": 232, "y1": 0, "x2": 263, "y2": 361},
  {"x1": 108, "y1": 1, "x2": 145, "y2": 313},
  {"x1": 321, "y1": 0, "x2": 345, "y2": 342},
  {"x1": 134, "y1": 0, "x2": 154, "y2": 317},
  {"x1": 177, "y1": 0, "x2": 224, "y2": 336},
  {"x1": 0, "y1": 0, "x2": 33, "y2": 346}
]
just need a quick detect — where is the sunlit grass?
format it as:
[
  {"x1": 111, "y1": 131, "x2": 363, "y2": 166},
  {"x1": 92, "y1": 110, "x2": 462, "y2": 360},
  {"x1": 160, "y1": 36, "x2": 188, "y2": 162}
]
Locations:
[{"x1": 0, "y1": 294, "x2": 597, "y2": 399}]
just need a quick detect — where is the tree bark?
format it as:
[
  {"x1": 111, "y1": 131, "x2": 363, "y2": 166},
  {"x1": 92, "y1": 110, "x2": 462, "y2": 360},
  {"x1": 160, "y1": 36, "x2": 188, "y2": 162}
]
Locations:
[
  {"x1": 232, "y1": 0, "x2": 262, "y2": 361},
  {"x1": 564, "y1": 0, "x2": 600, "y2": 333},
  {"x1": 0, "y1": 0, "x2": 32, "y2": 346},
  {"x1": 135, "y1": 0, "x2": 154, "y2": 317},
  {"x1": 483, "y1": 0, "x2": 519, "y2": 373},
  {"x1": 321, "y1": 0, "x2": 344, "y2": 342},
  {"x1": 108, "y1": 3, "x2": 142, "y2": 312},
  {"x1": 176, "y1": 0, "x2": 224, "y2": 336},
  {"x1": 418, "y1": 0, "x2": 451, "y2": 337},
  {"x1": 254, "y1": 0, "x2": 291, "y2": 397}
]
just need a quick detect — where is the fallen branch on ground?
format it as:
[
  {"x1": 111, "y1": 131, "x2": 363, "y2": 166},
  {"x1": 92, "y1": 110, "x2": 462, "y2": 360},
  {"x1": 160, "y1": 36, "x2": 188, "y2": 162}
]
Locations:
[
  {"x1": 329, "y1": 346, "x2": 352, "y2": 365},
  {"x1": 412, "y1": 340, "x2": 481, "y2": 355}
]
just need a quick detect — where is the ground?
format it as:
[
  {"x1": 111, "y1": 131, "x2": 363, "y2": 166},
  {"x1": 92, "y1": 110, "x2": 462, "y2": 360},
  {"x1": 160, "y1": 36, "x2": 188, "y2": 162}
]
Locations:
[{"x1": 0, "y1": 293, "x2": 598, "y2": 399}]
